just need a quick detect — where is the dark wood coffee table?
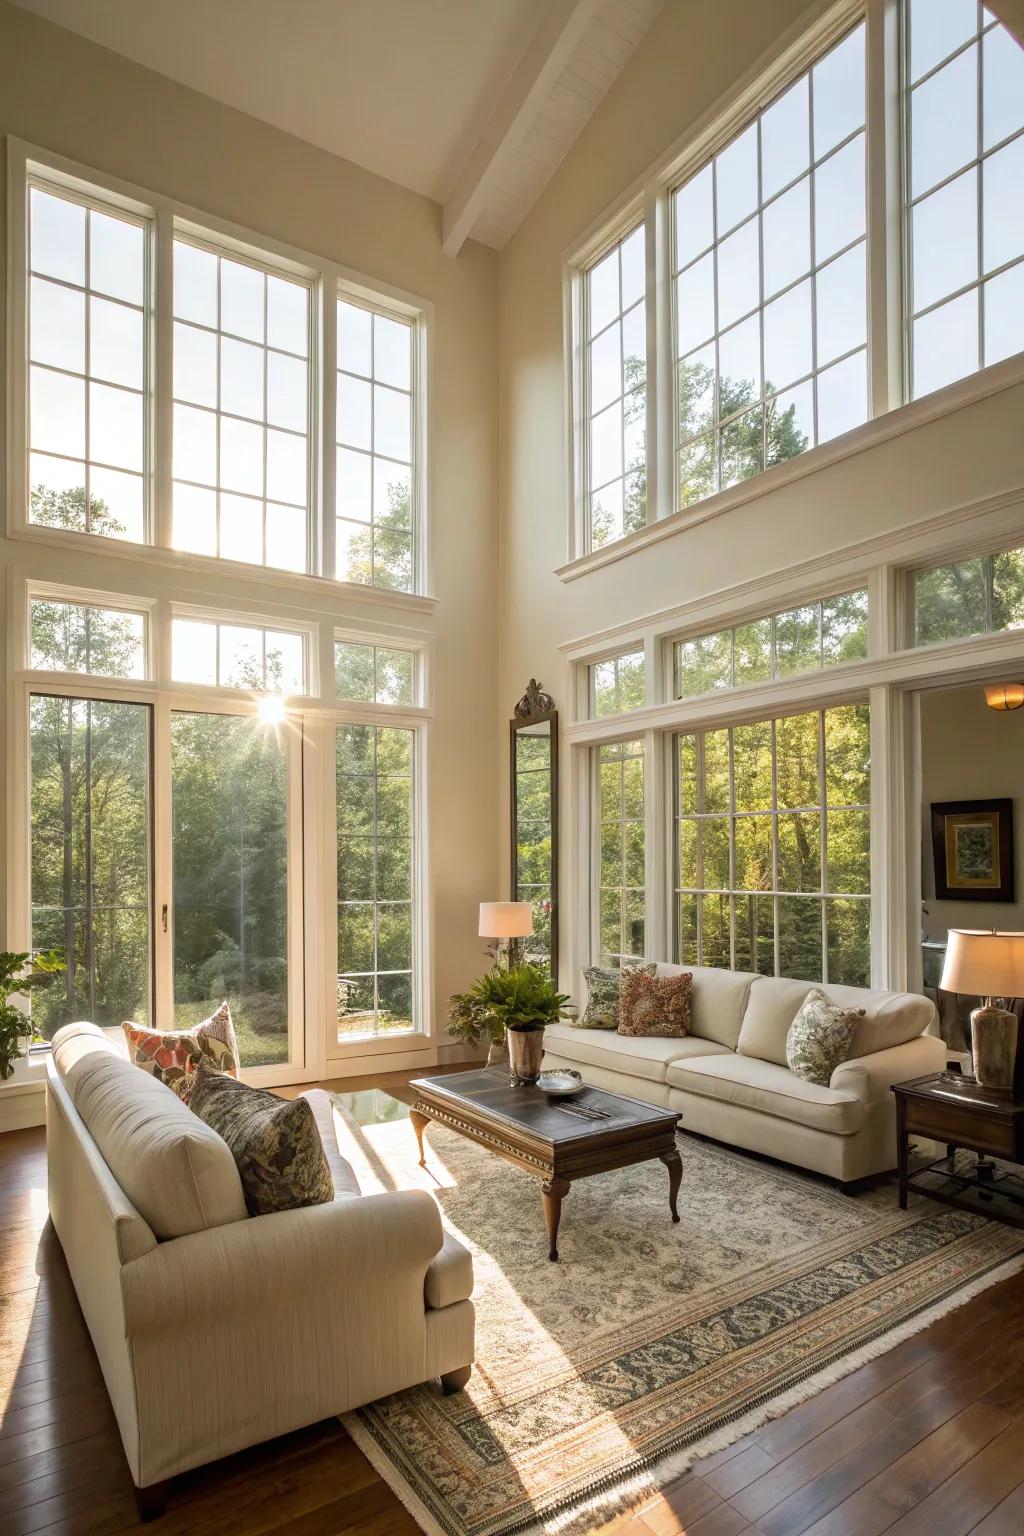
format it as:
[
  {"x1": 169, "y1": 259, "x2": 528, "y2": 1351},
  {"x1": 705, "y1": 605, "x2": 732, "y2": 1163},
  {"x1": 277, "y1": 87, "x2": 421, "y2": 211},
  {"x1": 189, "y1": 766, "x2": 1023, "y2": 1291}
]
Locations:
[{"x1": 409, "y1": 1068, "x2": 683, "y2": 1260}]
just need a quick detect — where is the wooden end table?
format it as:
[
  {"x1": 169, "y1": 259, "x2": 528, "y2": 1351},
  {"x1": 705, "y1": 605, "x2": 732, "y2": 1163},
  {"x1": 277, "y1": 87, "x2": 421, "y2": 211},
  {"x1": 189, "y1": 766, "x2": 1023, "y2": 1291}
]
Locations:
[
  {"x1": 409, "y1": 1068, "x2": 682, "y2": 1260},
  {"x1": 892, "y1": 1073, "x2": 1024, "y2": 1228}
]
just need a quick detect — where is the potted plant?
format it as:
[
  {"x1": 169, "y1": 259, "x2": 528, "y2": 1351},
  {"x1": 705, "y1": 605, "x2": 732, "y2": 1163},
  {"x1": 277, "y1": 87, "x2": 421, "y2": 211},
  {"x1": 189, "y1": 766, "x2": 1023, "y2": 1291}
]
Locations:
[
  {"x1": 446, "y1": 989, "x2": 508, "y2": 1066},
  {"x1": 0, "y1": 950, "x2": 66, "y2": 1080},
  {"x1": 449, "y1": 963, "x2": 570, "y2": 1085}
]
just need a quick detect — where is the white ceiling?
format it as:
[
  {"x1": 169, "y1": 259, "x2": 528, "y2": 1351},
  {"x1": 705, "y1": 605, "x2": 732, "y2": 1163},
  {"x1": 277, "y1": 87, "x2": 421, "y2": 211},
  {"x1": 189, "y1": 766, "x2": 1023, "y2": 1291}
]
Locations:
[{"x1": 11, "y1": 0, "x2": 663, "y2": 251}]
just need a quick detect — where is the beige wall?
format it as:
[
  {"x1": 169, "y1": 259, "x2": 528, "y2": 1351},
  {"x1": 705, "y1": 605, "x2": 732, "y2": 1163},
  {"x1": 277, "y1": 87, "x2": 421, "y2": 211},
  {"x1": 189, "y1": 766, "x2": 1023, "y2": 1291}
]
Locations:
[
  {"x1": 920, "y1": 686, "x2": 1024, "y2": 939},
  {"x1": 497, "y1": 0, "x2": 1024, "y2": 962},
  {"x1": 0, "y1": 0, "x2": 500, "y2": 1046}
]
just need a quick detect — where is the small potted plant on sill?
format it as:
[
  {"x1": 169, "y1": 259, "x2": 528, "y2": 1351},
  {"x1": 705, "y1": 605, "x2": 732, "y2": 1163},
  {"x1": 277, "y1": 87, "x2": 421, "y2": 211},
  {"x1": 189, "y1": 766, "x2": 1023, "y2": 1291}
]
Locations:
[
  {"x1": 449, "y1": 963, "x2": 570, "y2": 1086},
  {"x1": 0, "y1": 950, "x2": 66, "y2": 1081}
]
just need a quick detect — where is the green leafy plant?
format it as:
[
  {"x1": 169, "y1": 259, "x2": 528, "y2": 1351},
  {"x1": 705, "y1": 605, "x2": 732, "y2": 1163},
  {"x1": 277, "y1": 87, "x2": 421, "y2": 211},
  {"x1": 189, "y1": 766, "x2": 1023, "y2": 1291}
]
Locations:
[
  {"x1": 448, "y1": 962, "x2": 569, "y2": 1044},
  {"x1": 0, "y1": 950, "x2": 65, "y2": 1080}
]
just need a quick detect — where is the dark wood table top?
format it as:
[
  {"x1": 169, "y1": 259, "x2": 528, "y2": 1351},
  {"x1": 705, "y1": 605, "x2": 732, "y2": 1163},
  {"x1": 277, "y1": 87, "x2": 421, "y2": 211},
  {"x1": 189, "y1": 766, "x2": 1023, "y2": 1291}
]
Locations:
[
  {"x1": 892, "y1": 1073, "x2": 1024, "y2": 1119},
  {"x1": 410, "y1": 1068, "x2": 679, "y2": 1149}
]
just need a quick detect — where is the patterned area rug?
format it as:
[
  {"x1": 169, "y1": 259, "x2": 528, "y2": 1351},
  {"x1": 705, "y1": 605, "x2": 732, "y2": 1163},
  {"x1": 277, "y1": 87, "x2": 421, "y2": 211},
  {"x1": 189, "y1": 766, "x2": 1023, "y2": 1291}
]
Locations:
[{"x1": 335, "y1": 1101, "x2": 1024, "y2": 1536}]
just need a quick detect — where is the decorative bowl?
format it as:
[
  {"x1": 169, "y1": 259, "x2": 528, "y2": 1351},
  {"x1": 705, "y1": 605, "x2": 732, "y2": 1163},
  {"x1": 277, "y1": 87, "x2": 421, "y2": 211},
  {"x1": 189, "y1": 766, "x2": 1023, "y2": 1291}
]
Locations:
[{"x1": 537, "y1": 1068, "x2": 583, "y2": 1098}]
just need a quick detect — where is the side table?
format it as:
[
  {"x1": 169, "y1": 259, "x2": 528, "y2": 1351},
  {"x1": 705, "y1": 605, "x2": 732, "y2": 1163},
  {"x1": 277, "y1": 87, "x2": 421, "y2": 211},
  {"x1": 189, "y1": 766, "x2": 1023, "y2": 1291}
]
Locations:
[{"x1": 892, "y1": 1073, "x2": 1024, "y2": 1228}]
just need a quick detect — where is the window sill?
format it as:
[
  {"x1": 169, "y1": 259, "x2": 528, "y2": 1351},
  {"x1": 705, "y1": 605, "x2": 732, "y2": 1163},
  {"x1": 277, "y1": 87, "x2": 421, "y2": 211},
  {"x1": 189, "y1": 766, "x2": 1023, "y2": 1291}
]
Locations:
[
  {"x1": 5, "y1": 523, "x2": 438, "y2": 614},
  {"x1": 558, "y1": 355, "x2": 1024, "y2": 584}
]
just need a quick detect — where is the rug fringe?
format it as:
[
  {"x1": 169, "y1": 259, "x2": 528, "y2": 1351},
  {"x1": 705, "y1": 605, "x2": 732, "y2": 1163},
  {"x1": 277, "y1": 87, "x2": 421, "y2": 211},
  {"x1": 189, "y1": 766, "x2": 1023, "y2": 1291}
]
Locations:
[{"x1": 344, "y1": 1250, "x2": 1024, "y2": 1536}]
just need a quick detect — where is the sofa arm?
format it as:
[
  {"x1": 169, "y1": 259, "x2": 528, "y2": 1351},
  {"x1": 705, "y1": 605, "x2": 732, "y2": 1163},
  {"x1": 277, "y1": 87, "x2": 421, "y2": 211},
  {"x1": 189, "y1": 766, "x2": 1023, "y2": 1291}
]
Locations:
[
  {"x1": 830, "y1": 1034, "x2": 947, "y2": 1104},
  {"x1": 120, "y1": 1188, "x2": 444, "y2": 1334}
]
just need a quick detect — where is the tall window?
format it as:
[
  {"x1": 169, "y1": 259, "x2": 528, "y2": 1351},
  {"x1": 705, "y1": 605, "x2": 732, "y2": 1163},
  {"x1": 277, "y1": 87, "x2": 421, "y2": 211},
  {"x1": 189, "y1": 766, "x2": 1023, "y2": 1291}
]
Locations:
[
  {"x1": 30, "y1": 695, "x2": 151, "y2": 1038},
  {"x1": 171, "y1": 712, "x2": 290, "y2": 1067},
  {"x1": 905, "y1": 2, "x2": 1024, "y2": 397},
  {"x1": 172, "y1": 241, "x2": 311, "y2": 572},
  {"x1": 674, "y1": 23, "x2": 867, "y2": 509},
  {"x1": 336, "y1": 725, "x2": 416, "y2": 1040},
  {"x1": 28, "y1": 185, "x2": 147, "y2": 543},
  {"x1": 674, "y1": 705, "x2": 870, "y2": 985},
  {"x1": 336, "y1": 299, "x2": 415, "y2": 591},
  {"x1": 914, "y1": 543, "x2": 1024, "y2": 643},
  {"x1": 586, "y1": 227, "x2": 647, "y2": 549},
  {"x1": 596, "y1": 739, "x2": 645, "y2": 961}
]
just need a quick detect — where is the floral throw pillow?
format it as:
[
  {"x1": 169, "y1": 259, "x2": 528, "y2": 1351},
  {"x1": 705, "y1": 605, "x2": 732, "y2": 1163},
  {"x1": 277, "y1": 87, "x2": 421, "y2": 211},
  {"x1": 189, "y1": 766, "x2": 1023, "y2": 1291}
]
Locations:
[
  {"x1": 618, "y1": 968, "x2": 691, "y2": 1038},
  {"x1": 785, "y1": 988, "x2": 865, "y2": 1086},
  {"x1": 122, "y1": 1002, "x2": 239, "y2": 1103},
  {"x1": 580, "y1": 963, "x2": 656, "y2": 1029}
]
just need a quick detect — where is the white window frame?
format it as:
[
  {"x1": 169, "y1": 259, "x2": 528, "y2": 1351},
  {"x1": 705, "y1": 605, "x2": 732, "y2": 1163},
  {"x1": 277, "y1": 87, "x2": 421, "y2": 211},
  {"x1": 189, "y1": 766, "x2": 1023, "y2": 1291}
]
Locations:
[
  {"x1": 334, "y1": 282, "x2": 427, "y2": 595},
  {"x1": 561, "y1": 0, "x2": 1024, "y2": 575},
  {"x1": 24, "y1": 580, "x2": 156, "y2": 681},
  {"x1": 333, "y1": 625, "x2": 427, "y2": 710},
  {"x1": 7, "y1": 138, "x2": 432, "y2": 602},
  {"x1": 557, "y1": 481, "x2": 1024, "y2": 1001},
  {"x1": 168, "y1": 602, "x2": 317, "y2": 697},
  {"x1": 902, "y1": 0, "x2": 1024, "y2": 401}
]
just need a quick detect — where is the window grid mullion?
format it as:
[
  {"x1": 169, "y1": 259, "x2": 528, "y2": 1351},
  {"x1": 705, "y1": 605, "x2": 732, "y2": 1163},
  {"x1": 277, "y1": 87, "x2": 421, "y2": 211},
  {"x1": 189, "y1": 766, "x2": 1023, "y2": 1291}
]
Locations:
[
  {"x1": 770, "y1": 718, "x2": 780, "y2": 976},
  {"x1": 819, "y1": 709, "x2": 829, "y2": 981}
]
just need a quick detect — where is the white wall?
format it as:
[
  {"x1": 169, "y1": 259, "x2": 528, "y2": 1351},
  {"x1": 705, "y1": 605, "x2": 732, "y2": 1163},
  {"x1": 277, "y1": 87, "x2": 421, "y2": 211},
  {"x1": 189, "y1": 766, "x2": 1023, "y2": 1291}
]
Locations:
[
  {"x1": 497, "y1": 0, "x2": 1024, "y2": 972},
  {"x1": 920, "y1": 686, "x2": 1024, "y2": 938},
  {"x1": 0, "y1": 0, "x2": 501, "y2": 1058}
]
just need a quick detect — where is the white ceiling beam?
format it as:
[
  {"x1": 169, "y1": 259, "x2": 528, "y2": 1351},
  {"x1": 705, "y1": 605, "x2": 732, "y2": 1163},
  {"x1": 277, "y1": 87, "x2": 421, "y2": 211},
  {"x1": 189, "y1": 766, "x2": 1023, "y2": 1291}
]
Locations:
[{"x1": 442, "y1": 0, "x2": 604, "y2": 257}]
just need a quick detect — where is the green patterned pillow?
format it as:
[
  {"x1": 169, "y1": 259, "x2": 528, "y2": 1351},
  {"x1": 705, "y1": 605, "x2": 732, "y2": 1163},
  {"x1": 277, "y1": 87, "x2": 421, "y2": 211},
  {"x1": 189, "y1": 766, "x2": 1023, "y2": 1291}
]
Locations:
[
  {"x1": 579, "y1": 963, "x2": 656, "y2": 1030},
  {"x1": 189, "y1": 1060, "x2": 334, "y2": 1215},
  {"x1": 785, "y1": 988, "x2": 865, "y2": 1087}
]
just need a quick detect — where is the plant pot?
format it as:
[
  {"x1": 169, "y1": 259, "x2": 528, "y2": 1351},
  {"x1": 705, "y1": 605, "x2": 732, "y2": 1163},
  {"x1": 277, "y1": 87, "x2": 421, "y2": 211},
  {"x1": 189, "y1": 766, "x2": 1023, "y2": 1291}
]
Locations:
[
  {"x1": 508, "y1": 1026, "x2": 544, "y2": 1086},
  {"x1": 486, "y1": 1037, "x2": 508, "y2": 1068}
]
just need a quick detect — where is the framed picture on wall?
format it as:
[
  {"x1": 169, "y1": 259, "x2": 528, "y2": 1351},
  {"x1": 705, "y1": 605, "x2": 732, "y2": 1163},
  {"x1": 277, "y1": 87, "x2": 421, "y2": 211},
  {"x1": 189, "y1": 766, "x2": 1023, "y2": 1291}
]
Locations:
[{"x1": 931, "y1": 798, "x2": 1015, "y2": 902}]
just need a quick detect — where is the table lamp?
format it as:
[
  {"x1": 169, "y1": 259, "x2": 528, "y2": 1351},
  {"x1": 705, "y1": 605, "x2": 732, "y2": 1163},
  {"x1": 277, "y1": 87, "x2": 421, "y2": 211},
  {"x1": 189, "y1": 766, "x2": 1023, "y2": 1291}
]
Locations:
[
  {"x1": 940, "y1": 929, "x2": 1024, "y2": 1097},
  {"x1": 479, "y1": 901, "x2": 533, "y2": 968}
]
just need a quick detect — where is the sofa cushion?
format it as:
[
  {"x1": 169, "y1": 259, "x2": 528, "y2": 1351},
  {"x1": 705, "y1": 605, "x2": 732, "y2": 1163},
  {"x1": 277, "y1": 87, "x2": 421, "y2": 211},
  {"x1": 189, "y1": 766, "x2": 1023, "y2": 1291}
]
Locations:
[
  {"x1": 189, "y1": 1062, "x2": 335, "y2": 1216},
  {"x1": 619, "y1": 968, "x2": 691, "y2": 1037},
  {"x1": 302, "y1": 1089, "x2": 361, "y2": 1199},
  {"x1": 737, "y1": 977, "x2": 936, "y2": 1067},
  {"x1": 63, "y1": 1045, "x2": 248, "y2": 1239},
  {"x1": 544, "y1": 1021, "x2": 728, "y2": 1084},
  {"x1": 665, "y1": 1053, "x2": 865, "y2": 1135},
  {"x1": 51, "y1": 1020, "x2": 128, "y2": 1077},
  {"x1": 655, "y1": 964, "x2": 758, "y2": 1050}
]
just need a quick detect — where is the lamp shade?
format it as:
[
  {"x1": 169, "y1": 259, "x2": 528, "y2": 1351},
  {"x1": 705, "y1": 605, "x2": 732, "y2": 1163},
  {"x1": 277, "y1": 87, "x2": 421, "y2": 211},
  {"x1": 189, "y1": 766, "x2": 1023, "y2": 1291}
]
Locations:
[
  {"x1": 985, "y1": 682, "x2": 1024, "y2": 711},
  {"x1": 940, "y1": 929, "x2": 1024, "y2": 999},
  {"x1": 479, "y1": 901, "x2": 533, "y2": 939}
]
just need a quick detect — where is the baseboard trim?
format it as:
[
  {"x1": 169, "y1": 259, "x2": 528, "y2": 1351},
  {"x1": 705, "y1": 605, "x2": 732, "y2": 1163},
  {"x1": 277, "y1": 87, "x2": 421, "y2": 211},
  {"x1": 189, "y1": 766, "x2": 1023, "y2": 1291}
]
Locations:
[{"x1": 0, "y1": 1081, "x2": 45, "y2": 1132}]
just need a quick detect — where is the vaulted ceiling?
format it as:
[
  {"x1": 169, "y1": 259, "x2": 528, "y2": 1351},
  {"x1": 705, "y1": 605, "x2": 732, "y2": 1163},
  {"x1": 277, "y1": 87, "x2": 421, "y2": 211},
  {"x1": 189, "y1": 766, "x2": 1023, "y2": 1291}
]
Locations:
[{"x1": 10, "y1": 0, "x2": 664, "y2": 253}]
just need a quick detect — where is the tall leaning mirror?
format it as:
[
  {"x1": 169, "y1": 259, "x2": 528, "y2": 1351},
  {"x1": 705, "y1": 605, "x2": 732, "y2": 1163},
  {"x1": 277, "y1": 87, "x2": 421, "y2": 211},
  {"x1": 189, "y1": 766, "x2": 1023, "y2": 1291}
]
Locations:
[{"x1": 510, "y1": 680, "x2": 559, "y2": 984}]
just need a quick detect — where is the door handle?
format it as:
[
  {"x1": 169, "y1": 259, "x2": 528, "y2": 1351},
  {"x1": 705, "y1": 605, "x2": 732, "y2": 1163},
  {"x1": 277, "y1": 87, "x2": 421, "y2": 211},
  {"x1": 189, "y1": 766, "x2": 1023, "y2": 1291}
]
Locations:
[{"x1": 161, "y1": 903, "x2": 168, "y2": 933}]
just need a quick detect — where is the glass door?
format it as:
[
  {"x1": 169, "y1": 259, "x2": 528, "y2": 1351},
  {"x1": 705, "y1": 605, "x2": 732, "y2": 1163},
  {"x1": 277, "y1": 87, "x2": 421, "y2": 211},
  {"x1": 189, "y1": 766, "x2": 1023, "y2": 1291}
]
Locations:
[
  {"x1": 169, "y1": 708, "x2": 301, "y2": 1070},
  {"x1": 29, "y1": 693, "x2": 152, "y2": 1039}
]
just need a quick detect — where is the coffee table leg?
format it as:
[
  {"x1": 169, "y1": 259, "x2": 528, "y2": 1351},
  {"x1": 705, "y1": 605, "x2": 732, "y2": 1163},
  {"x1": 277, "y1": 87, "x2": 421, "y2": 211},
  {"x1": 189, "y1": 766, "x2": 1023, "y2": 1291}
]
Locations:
[
  {"x1": 410, "y1": 1108, "x2": 429, "y2": 1166},
  {"x1": 541, "y1": 1178, "x2": 570, "y2": 1262},
  {"x1": 661, "y1": 1150, "x2": 682, "y2": 1223}
]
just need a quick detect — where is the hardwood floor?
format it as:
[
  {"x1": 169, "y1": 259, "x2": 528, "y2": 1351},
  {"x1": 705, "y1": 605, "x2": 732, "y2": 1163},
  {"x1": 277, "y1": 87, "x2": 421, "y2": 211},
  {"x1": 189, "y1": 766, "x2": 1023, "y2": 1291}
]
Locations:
[{"x1": 4, "y1": 1069, "x2": 1024, "y2": 1535}]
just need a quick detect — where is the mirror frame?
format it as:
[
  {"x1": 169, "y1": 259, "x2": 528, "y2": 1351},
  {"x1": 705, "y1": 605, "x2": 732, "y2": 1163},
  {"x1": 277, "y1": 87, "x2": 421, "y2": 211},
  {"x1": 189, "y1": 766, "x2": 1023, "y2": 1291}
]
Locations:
[{"x1": 510, "y1": 680, "x2": 559, "y2": 985}]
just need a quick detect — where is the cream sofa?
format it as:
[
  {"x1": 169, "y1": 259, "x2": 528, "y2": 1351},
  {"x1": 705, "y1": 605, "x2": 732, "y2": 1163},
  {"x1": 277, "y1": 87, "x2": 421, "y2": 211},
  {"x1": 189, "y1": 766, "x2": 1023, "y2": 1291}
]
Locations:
[
  {"x1": 543, "y1": 965, "x2": 944, "y2": 1185},
  {"x1": 45, "y1": 1023, "x2": 474, "y2": 1512}
]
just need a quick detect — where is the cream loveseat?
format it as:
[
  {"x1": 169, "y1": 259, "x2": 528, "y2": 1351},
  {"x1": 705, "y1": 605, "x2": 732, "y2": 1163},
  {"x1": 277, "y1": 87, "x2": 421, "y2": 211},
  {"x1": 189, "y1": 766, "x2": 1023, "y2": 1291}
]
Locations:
[
  {"x1": 543, "y1": 965, "x2": 944, "y2": 1185},
  {"x1": 45, "y1": 1023, "x2": 474, "y2": 1511}
]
